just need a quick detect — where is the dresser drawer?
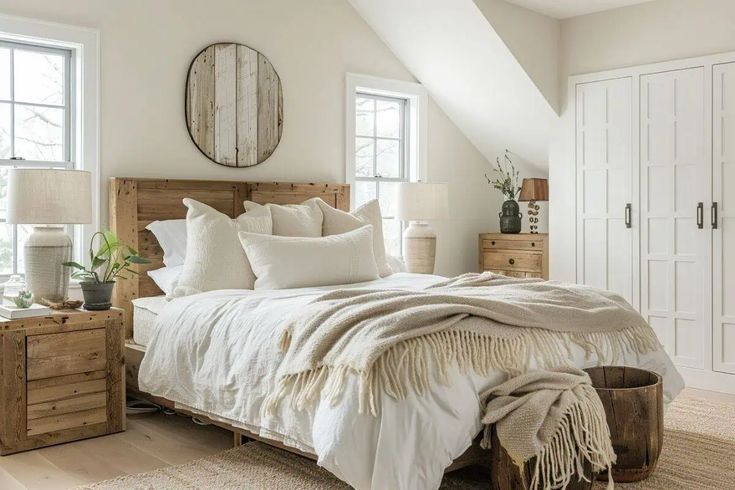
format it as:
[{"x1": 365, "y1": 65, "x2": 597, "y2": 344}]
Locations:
[
  {"x1": 483, "y1": 251, "x2": 542, "y2": 272},
  {"x1": 26, "y1": 328, "x2": 107, "y2": 381},
  {"x1": 481, "y1": 238, "x2": 544, "y2": 251}
]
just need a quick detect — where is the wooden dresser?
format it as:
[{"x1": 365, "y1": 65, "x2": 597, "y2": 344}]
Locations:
[
  {"x1": 0, "y1": 308, "x2": 125, "y2": 455},
  {"x1": 479, "y1": 233, "x2": 549, "y2": 279}
]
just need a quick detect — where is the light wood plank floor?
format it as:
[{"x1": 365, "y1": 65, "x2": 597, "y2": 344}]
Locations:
[{"x1": 0, "y1": 388, "x2": 733, "y2": 489}]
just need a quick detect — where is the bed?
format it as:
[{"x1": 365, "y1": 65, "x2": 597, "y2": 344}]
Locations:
[{"x1": 110, "y1": 177, "x2": 683, "y2": 490}]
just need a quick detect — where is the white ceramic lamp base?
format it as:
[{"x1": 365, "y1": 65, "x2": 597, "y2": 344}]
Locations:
[
  {"x1": 403, "y1": 222, "x2": 436, "y2": 274},
  {"x1": 24, "y1": 225, "x2": 72, "y2": 303}
]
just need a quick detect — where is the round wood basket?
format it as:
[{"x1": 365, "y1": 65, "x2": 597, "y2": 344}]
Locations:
[{"x1": 584, "y1": 366, "x2": 663, "y2": 482}]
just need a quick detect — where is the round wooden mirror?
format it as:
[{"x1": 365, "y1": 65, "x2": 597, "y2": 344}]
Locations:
[{"x1": 186, "y1": 43, "x2": 283, "y2": 167}]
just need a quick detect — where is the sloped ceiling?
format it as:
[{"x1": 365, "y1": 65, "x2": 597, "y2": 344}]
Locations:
[{"x1": 348, "y1": 0, "x2": 558, "y2": 172}]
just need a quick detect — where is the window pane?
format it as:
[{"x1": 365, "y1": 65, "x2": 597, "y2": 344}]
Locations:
[
  {"x1": 382, "y1": 218, "x2": 402, "y2": 258},
  {"x1": 14, "y1": 105, "x2": 64, "y2": 161},
  {"x1": 355, "y1": 180, "x2": 376, "y2": 206},
  {"x1": 378, "y1": 181, "x2": 398, "y2": 217},
  {"x1": 356, "y1": 96, "x2": 374, "y2": 137},
  {"x1": 355, "y1": 137, "x2": 374, "y2": 177},
  {"x1": 376, "y1": 99, "x2": 401, "y2": 138},
  {"x1": 0, "y1": 167, "x2": 8, "y2": 217},
  {"x1": 0, "y1": 103, "x2": 10, "y2": 159},
  {"x1": 14, "y1": 49, "x2": 65, "y2": 106},
  {"x1": 376, "y1": 139, "x2": 400, "y2": 178},
  {"x1": 0, "y1": 48, "x2": 10, "y2": 100},
  {"x1": 0, "y1": 223, "x2": 13, "y2": 275}
]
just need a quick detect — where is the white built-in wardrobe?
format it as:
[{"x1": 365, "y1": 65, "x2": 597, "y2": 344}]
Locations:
[{"x1": 570, "y1": 52, "x2": 735, "y2": 392}]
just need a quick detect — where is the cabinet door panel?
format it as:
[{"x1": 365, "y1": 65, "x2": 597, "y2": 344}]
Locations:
[
  {"x1": 713, "y1": 63, "x2": 735, "y2": 374},
  {"x1": 575, "y1": 78, "x2": 636, "y2": 306},
  {"x1": 640, "y1": 67, "x2": 710, "y2": 369}
]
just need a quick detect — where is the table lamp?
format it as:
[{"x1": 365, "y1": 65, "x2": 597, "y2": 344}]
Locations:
[
  {"x1": 518, "y1": 178, "x2": 548, "y2": 234},
  {"x1": 396, "y1": 182, "x2": 449, "y2": 274},
  {"x1": 7, "y1": 169, "x2": 92, "y2": 302}
]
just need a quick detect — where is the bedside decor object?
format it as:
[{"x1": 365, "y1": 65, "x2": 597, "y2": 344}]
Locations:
[
  {"x1": 479, "y1": 233, "x2": 548, "y2": 279},
  {"x1": 396, "y1": 182, "x2": 449, "y2": 274},
  {"x1": 64, "y1": 231, "x2": 150, "y2": 311},
  {"x1": 485, "y1": 150, "x2": 522, "y2": 233},
  {"x1": 7, "y1": 169, "x2": 92, "y2": 303},
  {"x1": 519, "y1": 178, "x2": 548, "y2": 234},
  {"x1": 9, "y1": 290, "x2": 34, "y2": 309},
  {"x1": 0, "y1": 308, "x2": 124, "y2": 455},
  {"x1": 186, "y1": 42, "x2": 283, "y2": 168},
  {"x1": 0, "y1": 302, "x2": 50, "y2": 320}
]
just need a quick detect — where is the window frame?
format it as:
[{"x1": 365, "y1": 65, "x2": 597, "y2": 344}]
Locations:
[
  {"x1": 0, "y1": 14, "x2": 100, "y2": 282},
  {"x1": 346, "y1": 73, "x2": 428, "y2": 258}
]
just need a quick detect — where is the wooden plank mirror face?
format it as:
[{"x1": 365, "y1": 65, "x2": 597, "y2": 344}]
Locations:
[{"x1": 186, "y1": 43, "x2": 283, "y2": 167}]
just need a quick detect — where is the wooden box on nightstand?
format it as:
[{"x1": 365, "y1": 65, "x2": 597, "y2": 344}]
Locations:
[
  {"x1": 479, "y1": 233, "x2": 549, "y2": 279},
  {"x1": 0, "y1": 308, "x2": 125, "y2": 455}
]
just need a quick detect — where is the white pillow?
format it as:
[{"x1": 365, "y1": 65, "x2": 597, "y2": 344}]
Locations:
[
  {"x1": 239, "y1": 225, "x2": 379, "y2": 290},
  {"x1": 315, "y1": 198, "x2": 391, "y2": 277},
  {"x1": 147, "y1": 265, "x2": 183, "y2": 296},
  {"x1": 244, "y1": 199, "x2": 323, "y2": 237},
  {"x1": 145, "y1": 219, "x2": 187, "y2": 267},
  {"x1": 173, "y1": 199, "x2": 272, "y2": 296}
]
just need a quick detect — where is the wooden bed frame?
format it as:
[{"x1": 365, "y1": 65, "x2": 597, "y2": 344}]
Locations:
[{"x1": 109, "y1": 177, "x2": 486, "y2": 472}]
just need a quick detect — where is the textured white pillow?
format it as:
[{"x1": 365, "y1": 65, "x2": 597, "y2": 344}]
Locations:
[
  {"x1": 239, "y1": 225, "x2": 379, "y2": 290},
  {"x1": 173, "y1": 199, "x2": 272, "y2": 296},
  {"x1": 244, "y1": 199, "x2": 323, "y2": 237},
  {"x1": 145, "y1": 219, "x2": 187, "y2": 267},
  {"x1": 147, "y1": 265, "x2": 183, "y2": 297},
  {"x1": 315, "y1": 198, "x2": 392, "y2": 277}
]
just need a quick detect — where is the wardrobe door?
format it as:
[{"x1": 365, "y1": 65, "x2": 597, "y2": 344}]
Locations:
[
  {"x1": 575, "y1": 78, "x2": 636, "y2": 306},
  {"x1": 713, "y1": 63, "x2": 735, "y2": 374},
  {"x1": 640, "y1": 67, "x2": 711, "y2": 369}
]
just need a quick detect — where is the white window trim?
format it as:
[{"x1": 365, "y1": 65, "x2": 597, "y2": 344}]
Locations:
[
  {"x1": 345, "y1": 73, "x2": 428, "y2": 208},
  {"x1": 0, "y1": 14, "x2": 100, "y2": 269}
]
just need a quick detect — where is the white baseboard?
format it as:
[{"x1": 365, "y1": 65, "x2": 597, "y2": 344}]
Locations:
[{"x1": 678, "y1": 366, "x2": 735, "y2": 394}]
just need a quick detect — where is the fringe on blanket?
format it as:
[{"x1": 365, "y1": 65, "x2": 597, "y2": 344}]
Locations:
[
  {"x1": 480, "y1": 384, "x2": 616, "y2": 490},
  {"x1": 264, "y1": 324, "x2": 659, "y2": 417}
]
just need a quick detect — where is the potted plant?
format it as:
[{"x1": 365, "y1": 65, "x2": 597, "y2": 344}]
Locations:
[
  {"x1": 63, "y1": 231, "x2": 150, "y2": 311},
  {"x1": 485, "y1": 150, "x2": 522, "y2": 233}
]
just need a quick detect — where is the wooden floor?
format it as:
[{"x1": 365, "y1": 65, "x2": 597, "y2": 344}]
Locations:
[{"x1": 0, "y1": 388, "x2": 733, "y2": 489}]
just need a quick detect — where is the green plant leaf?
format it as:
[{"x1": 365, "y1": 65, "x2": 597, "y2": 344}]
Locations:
[
  {"x1": 63, "y1": 261, "x2": 86, "y2": 270},
  {"x1": 127, "y1": 255, "x2": 150, "y2": 264}
]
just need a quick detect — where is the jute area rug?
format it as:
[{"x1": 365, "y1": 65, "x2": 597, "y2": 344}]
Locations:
[{"x1": 79, "y1": 391, "x2": 734, "y2": 489}]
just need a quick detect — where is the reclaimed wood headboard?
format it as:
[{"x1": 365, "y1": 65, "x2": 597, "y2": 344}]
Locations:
[{"x1": 109, "y1": 178, "x2": 350, "y2": 337}]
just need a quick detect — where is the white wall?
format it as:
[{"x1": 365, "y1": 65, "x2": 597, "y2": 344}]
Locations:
[
  {"x1": 0, "y1": 0, "x2": 504, "y2": 277},
  {"x1": 549, "y1": 0, "x2": 735, "y2": 281},
  {"x1": 473, "y1": 0, "x2": 560, "y2": 113}
]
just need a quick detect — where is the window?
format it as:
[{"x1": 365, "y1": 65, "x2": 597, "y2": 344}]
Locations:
[
  {"x1": 0, "y1": 40, "x2": 73, "y2": 275},
  {"x1": 346, "y1": 74, "x2": 427, "y2": 259}
]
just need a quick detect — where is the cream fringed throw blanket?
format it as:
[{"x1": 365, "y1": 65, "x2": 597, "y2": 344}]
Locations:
[
  {"x1": 264, "y1": 272, "x2": 660, "y2": 416},
  {"x1": 481, "y1": 367, "x2": 615, "y2": 490}
]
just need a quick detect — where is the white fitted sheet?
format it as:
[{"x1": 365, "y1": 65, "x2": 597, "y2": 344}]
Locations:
[{"x1": 132, "y1": 296, "x2": 167, "y2": 347}]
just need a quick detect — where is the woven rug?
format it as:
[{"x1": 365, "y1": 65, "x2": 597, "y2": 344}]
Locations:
[{"x1": 79, "y1": 391, "x2": 734, "y2": 489}]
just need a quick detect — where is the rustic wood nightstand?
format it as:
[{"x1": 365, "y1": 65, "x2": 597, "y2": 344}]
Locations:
[
  {"x1": 0, "y1": 308, "x2": 125, "y2": 455},
  {"x1": 479, "y1": 233, "x2": 549, "y2": 279}
]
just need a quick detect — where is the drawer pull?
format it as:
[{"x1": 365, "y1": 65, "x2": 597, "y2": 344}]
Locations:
[
  {"x1": 531, "y1": 242, "x2": 535, "y2": 247},
  {"x1": 509, "y1": 258, "x2": 515, "y2": 265},
  {"x1": 491, "y1": 241, "x2": 496, "y2": 245}
]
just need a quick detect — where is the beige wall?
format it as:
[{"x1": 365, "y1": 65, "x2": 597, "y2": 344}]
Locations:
[
  {"x1": 550, "y1": 0, "x2": 735, "y2": 281},
  {"x1": 0, "y1": 0, "x2": 502, "y2": 277}
]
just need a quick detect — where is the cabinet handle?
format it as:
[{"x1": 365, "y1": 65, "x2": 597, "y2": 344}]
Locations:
[
  {"x1": 491, "y1": 241, "x2": 496, "y2": 245},
  {"x1": 697, "y1": 202, "x2": 704, "y2": 229},
  {"x1": 712, "y1": 202, "x2": 719, "y2": 229},
  {"x1": 625, "y1": 203, "x2": 632, "y2": 228},
  {"x1": 509, "y1": 258, "x2": 515, "y2": 265},
  {"x1": 531, "y1": 242, "x2": 536, "y2": 247}
]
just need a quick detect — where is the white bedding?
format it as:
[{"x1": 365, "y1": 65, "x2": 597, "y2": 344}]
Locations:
[
  {"x1": 132, "y1": 296, "x2": 167, "y2": 347},
  {"x1": 138, "y1": 273, "x2": 684, "y2": 490}
]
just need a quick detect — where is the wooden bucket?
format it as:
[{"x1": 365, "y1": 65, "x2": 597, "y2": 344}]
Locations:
[
  {"x1": 489, "y1": 425, "x2": 596, "y2": 490},
  {"x1": 584, "y1": 366, "x2": 663, "y2": 482}
]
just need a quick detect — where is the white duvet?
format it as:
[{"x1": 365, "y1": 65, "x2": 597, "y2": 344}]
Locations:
[{"x1": 138, "y1": 273, "x2": 684, "y2": 490}]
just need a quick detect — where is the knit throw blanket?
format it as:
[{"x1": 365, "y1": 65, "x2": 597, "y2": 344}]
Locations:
[
  {"x1": 480, "y1": 367, "x2": 616, "y2": 490},
  {"x1": 264, "y1": 272, "x2": 660, "y2": 416}
]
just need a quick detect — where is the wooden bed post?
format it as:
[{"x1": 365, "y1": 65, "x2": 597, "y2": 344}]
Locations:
[{"x1": 109, "y1": 178, "x2": 139, "y2": 338}]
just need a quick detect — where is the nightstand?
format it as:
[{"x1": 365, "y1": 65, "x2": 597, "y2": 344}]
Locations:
[
  {"x1": 479, "y1": 233, "x2": 549, "y2": 279},
  {"x1": 0, "y1": 308, "x2": 125, "y2": 455}
]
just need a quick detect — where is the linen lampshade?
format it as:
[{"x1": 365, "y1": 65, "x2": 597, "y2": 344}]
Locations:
[
  {"x1": 518, "y1": 178, "x2": 548, "y2": 202},
  {"x1": 396, "y1": 182, "x2": 449, "y2": 221},
  {"x1": 7, "y1": 169, "x2": 92, "y2": 225}
]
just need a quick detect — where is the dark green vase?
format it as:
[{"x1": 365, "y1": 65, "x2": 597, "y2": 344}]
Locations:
[{"x1": 499, "y1": 200, "x2": 522, "y2": 234}]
